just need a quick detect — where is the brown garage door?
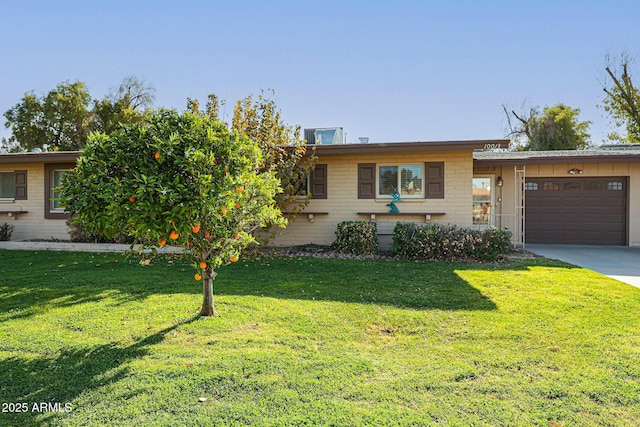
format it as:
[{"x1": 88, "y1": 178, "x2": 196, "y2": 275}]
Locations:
[{"x1": 525, "y1": 177, "x2": 627, "y2": 245}]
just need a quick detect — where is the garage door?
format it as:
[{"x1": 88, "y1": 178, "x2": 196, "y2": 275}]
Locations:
[{"x1": 525, "y1": 177, "x2": 627, "y2": 245}]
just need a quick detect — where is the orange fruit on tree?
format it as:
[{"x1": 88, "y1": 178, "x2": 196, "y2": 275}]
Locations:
[
  {"x1": 235, "y1": 203, "x2": 241, "y2": 209},
  {"x1": 205, "y1": 231, "x2": 211, "y2": 238},
  {"x1": 154, "y1": 152, "x2": 161, "y2": 159},
  {"x1": 169, "y1": 230, "x2": 179, "y2": 240},
  {"x1": 194, "y1": 273, "x2": 202, "y2": 281},
  {"x1": 221, "y1": 208, "x2": 228, "y2": 215},
  {"x1": 129, "y1": 197, "x2": 136, "y2": 203},
  {"x1": 234, "y1": 233, "x2": 240, "y2": 239},
  {"x1": 230, "y1": 255, "x2": 239, "y2": 263},
  {"x1": 199, "y1": 261, "x2": 207, "y2": 269},
  {"x1": 191, "y1": 224, "x2": 201, "y2": 233},
  {"x1": 159, "y1": 239, "x2": 167, "y2": 247},
  {"x1": 237, "y1": 187, "x2": 243, "y2": 193}
]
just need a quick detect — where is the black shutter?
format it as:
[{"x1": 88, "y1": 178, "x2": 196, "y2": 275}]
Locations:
[
  {"x1": 310, "y1": 164, "x2": 327, "y2": 199},
  {"x1": 358, "y1": 163, "x2": 376, "y2": 199},
  {"x1": 14, "y1": 170, "x2": 27, "y2": 200},
  {"x1": 425, "y1": 162, "x2": 444, "y2": 199}
]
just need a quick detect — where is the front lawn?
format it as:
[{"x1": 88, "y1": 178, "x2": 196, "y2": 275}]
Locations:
[{"x1": 0, "y1": 250, "x2": 639, "y2": 426}]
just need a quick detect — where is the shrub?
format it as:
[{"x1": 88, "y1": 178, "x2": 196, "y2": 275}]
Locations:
[
  {"x1": 0, "y1": 222, "x2": 14, "y2": 241},
  {"x1": 390, "y1": 222, "x2": 511, "y2": 261},
  {"x1": 331, "y1": 221, "x2": 378, "y2": 255},
  {"x1": 66, "y1": 219, "x2": 133, "y2": 244}
]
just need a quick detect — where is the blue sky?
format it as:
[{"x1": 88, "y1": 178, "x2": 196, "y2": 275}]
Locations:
[{"x1": 1, "y1": 0, "x2": 639, "y2": 145}]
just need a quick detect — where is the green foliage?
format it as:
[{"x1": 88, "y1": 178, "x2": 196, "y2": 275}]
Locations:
[
  {"x1": 527, "y1": 104, "x2": 591, "y2": 150},
  {"x1": 3, "y1": 77, "x2": 154, "y2": 151},
  {"x1": 0, "y1": 222, "x2": 14, "y2": 241},
  {"x1": 66, "y1": 219, "x2": 133, "y2": 244},
  {"x1": 92, "y1": 76, "x2": 155, "y2": 135},
  {"x1": 331, "y1": 221, "x2": 379, "y2": 255},
  {"x1": 231, "y1": 91, "x2": 317, "y2": 214},
  {"x1": 3, "y1": 81, "x2": 93, "y2": 151},
  {"x1": 602, "y1": 57, "x2": 640, "y2": 143},
  {"x1": 1, "y1": 251, "x2": 640, "y2": 426},
  {"x1": 390, "y1": 223, "x2": 512, "y2": 261},
  {"x1": 60, "y1": 109, "x2": 285, "y2": 272},
  {"x1": 506, "y1": 103, "x2": 591, "y2": 150}
]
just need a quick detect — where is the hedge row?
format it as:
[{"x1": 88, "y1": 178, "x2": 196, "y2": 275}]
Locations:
[
  {"x1": 390, "y1": 223, "x2": 512, "y2": 261},
  {"x1": 332, "y1": 221, "x2": 512, "y2": 261},
  {"x1": 330, "y1": 221, "x2": 379, "y2": 255}
]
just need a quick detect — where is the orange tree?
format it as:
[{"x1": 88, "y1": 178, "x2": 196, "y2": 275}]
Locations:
[{"x1": 60, "y1": 109, "x2": 285, "y2": 316}]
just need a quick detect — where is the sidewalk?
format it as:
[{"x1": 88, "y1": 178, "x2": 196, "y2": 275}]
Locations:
[{"x1": 0, "y1": 241, "x2": 186, "y2": 254}]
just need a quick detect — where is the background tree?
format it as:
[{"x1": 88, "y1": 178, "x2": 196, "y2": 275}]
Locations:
[
  {"x1": 3, "y1": 81, "x2": 92, "y2": 151},
  {"x1": 231, "y1": 91, "x2": 317, "y2": 214},
  {"x1": 504, "y1": 103, "x2": 591, "y2": 150},
  {"x1": 3, "y1": 77, "x2": 155, "y2": 151},
  {"x1": 187, "y1": 91, "x2": 317, "y2": 226},
  {"x1": 92, "y1": 76, "x2": 156, "y2": 134},
  {"x1": 60, "y1": 109, "x2": 285, "y2": 316},
  {"x1": 601, "y1": 54, "x2": 640, "y2": 143}
]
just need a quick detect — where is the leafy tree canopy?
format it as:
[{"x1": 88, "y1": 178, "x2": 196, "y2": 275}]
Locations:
[
  {"x1": 504, "y1": 103, "x2": 591, "y2": 151},
  {"x1": 3, "y1": 76, "x2": 155, "y2": 151},
  {"x1": 3, "y1": 81, "x2": 92, "y2": 151},
  {"x1": 188, "y1": 91, "x2": 317, "y2": 221},
  {"x1": 60, "y1": 109, "x2": 285, "y2": 316}
]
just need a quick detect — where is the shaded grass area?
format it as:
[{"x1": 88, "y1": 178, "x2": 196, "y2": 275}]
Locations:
[{"x1": 0, "y1": 250, "x2": 639, "y2": 426}]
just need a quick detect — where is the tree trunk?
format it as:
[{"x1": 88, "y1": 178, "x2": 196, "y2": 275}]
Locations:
[{"x1": 200, "y1": 268, "x2": 219, "y2": 317}]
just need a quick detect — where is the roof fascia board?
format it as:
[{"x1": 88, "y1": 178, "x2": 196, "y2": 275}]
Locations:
[
  {"x1": 314, "y1": 139, "x2": 510, "y2": 155},
  {"x1": 0, "y1": 151, "x2": 80, "y2": 164}
]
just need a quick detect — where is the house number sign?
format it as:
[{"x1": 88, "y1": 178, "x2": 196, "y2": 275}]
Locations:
[{"x1": 483, "y1": 143, "x2": 502, "y2": 150}]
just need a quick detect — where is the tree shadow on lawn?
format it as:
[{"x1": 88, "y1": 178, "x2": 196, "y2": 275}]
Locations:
[
  {"x1": 216, "y1": 257, "x2": 510, "y2": 311},
  {"x1": 1, "y1": 251, "x2": 566, "y2": 318},
  {"x1": 0, "y1": 250, "x2": 194, "y2": 323},
  {"x1": 0, "y1": 317, "x2": 197, "y2": 426}
]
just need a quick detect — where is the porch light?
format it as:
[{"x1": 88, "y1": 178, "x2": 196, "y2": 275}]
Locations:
[
  {"x1": 496, "y1": 177, "x2": 504, "y2": 187},
  {"x1": 568, "y1": 168, "x2": 583, "y2": 175}
]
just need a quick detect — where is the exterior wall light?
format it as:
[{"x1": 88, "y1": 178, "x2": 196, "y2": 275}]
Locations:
[
  {"x1": 568, "y1": 168, "x2": 583, "y2": 175},
  {"x1": 496, "y1": 176, "x2": 504, "y2": 187}
]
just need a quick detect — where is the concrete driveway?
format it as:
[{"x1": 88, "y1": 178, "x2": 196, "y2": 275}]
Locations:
[{"x1": 526, "y1": 244, "x2": 640, "y2": 288}]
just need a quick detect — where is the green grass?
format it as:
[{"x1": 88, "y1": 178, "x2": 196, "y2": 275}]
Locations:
[{"x1": 0, "y1": 250, "x2": 639, "y2": 426}]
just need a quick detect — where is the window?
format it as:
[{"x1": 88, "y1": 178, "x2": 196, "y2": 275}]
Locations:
[
  {"x1": 377, "y1": 164, "x2": 424, "y2": 198},
  {"x1": 543, "y1": 182, "x2": 560, "y2": 191},
  {"x1": 50, "y1": 170, "x2": 67, "y2": 210},
  {"x1": 564, "y1": 182, "x2": 581, "y2": 191},
  {"x1": 524, "y1": 182, "x2": 539, "y2": 191},
  {"x1": 0, "y1": 172, "x2": 15, "y2": 199},
  {"x1": 584, "y1": 181, "x2": 603, "y2": 191},
  {"x1": 294, "y1": 164, "x2": 327, "y2": 199},
  {"x1": 358, "y1": 162, "x2": 443, "y2": 200},
  {"x1": 0, "y1": 170, "x2": 27, "y2": 200},
  {"x1": 607, "y1": 181, "x2": 624, "y2": 191},
  {"x1": 44, "y1": 164, "x2": 73, "y2": 219}
]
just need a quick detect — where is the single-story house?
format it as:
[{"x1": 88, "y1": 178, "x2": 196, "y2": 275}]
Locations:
[
  {"x1": 1, "y1": 141, "x2": 639, "y2": 247},
  {"x1": 0, "y1": 151, "x2": 78, "y2": 241}
]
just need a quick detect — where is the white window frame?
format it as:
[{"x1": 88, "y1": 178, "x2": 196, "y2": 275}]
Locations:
[{"x1": 376, "y1": 164, "x2": 425, "y2": 199}]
